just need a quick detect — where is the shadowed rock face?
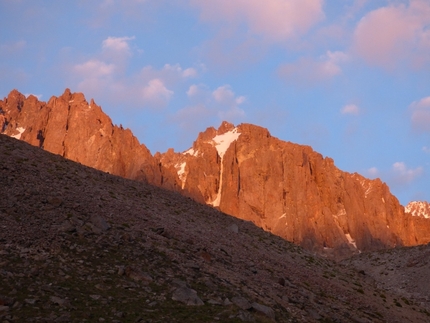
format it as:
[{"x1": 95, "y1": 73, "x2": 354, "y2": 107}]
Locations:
[
  {"x1": 0, "y1": 89, "x2": 161, "y2": 184},
  {"x1": 2, "y1": 89, "x2": 429, "y2": 258},
  {"x1": 3, "y1": 133, "x2": 430, "y2": 322}
]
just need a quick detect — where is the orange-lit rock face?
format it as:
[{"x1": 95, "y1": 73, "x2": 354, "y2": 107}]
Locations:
[
  {"x1": 0, "y1": 89, "x2": 161, "y2": 184},
  {"x1": 157, "y1": 122, "x2": 429, "y2": 258},
  {"x1": 405, "y1": 201, "x2": 430, "y2": 245},
  {"x1": 2, "y1": 89, "x2": 430, "y2": 258}
]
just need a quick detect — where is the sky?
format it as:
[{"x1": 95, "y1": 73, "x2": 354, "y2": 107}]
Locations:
[{"x1": 1, "y1": 0, "x2": 429, "y2": 205}]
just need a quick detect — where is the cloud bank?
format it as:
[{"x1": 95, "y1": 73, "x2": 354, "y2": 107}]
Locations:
[
  {"x1": 353, "y1": 0, "x2": 430, "y2": 69},
  {"x1": 69, "y1": 36, "x2": 198, "y2": 110}
]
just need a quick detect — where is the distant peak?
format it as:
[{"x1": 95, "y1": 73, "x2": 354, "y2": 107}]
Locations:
[
  {"x1": 61, "y1": 88, "x2": 72, "y2": 101},
  {"x1": 405, "y1": 201, "x2": 430, "y2": 219},
  {"x1": 217, "y1": 121, "x2": 235, "y2": 134},
  {"x1": 7, "y1": 89, "x2": 25, "y2": 100}
]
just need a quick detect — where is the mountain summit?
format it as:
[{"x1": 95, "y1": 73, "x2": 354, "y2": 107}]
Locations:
[
  {"x1": 156, "y1": 121, "x2": 430, "y2": 258},
  {"x1": 1, "y1": 89, "x2": 429, "y2": 258}
]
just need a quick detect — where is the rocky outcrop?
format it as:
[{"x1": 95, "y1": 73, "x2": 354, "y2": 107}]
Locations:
[
  {"x1": 2, "y1": 89, "x2": 430, "y2": 258},
  {"x1": 157, "y1": 122, "x2": 429, "y2": 258},
  {"x1": 406, "y1": 201, "x2": 430, "y2": 245},
  {"x1": 406, "y1": 201, "x2": 430, "y2": 218},
  {"x1": 0, "y1": 89, "x2": 161, "y2": 184}
]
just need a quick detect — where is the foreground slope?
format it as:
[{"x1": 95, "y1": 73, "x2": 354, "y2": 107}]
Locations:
[
  {"x1": 1, "y1": 134, "x2": 430, "y2": 322},
  {"x1": 2, "y1": 89, "x2": 430, "y2": 259}
]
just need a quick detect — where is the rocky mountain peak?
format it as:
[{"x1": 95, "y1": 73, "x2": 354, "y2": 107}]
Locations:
[
  {"x1": 4, "y1": 89, "x2": 25, "y2": 113},
  {"x1": 0, "y1": 89, "x2": 161, "y2": 184},
  {"x1": 2, "y1": 89, "x2": 430, "y2": 259},
  {"x1": 156, "y1": 121, "x2": 430, "y2": 258},
  {"x1": 195, "y1": 126, "x2": 217, "y2": 142},
  {"x1": 60, "y1": 88, "x2": 72, "y2": 101},
  {"x1": 405, "y1": 201, "x2": 430, "y2": 219},
  {"x1": 217, "y1": 120, "x2": 235, "y2": 134}
]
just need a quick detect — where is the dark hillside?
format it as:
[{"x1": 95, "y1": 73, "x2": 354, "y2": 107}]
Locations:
[{"x1": 1, "y1": 134, "x2": 429, "y2": 322}]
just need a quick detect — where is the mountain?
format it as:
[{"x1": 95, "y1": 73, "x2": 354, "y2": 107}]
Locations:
[
  {"x1": 156, "y1": 121, "x2": 430, "y2": 258},
  {"x1": 406, "y1": 201, "x2": 430, "y2": 219},
  {"x1": 0, "y1": 89, "x2": 161, "y2": 184},
  {"x1": 1, "y1": 89, "x2": 430, "y2": 258},
  {"x1": 2, "y1": 132, "x2": 430, "y2": 322},
  {"x1": 405, "y1": 201, "x2": 430, "y2": 245}
]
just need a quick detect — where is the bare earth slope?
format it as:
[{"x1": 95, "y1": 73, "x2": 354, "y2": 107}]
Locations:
[
  {"x1": 1, "y1": 134, "x2": 430, "y2": 322},
  {"x1": 2, "y1": 89, "x2": 430, "y2": 260},
  {"x1": 342, "y1": 244, "x2": 430, "y2": 314}
]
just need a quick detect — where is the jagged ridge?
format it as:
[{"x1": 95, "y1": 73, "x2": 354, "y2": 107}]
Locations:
[{"x1": 1, "y1": 89, "x2": 429, "y2": 258}]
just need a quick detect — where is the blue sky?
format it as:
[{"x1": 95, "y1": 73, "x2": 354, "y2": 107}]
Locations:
[{"x1": 1, "y1": 0, "x2": 429, "y2": 205}]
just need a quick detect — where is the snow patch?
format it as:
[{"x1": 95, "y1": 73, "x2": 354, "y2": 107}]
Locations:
[
  {"x1": 69, "y1": 100, "x2": 74, "y2": 103},
  {"x1": 208, "y1": 128, "x2": 241, "y2": 207},
  {"x1": 382, "y1": 197, "x2": 385, "y2": 203},
  {"x1": 360, "y1": 180, "x2": 372, "y2": 198},
  {"x1": 11, "y1": 127, "x2": 25, "y2": 140},
  {"x1": 345, "y1": 233, "x2": 358, "y2": 250},
  {"x1": 279, "y1": 213, "x2": 286, "y2": 219},
  {"x1": 212, "y1": 128, "x2": 241, "y2": 158},
  {"x1": 175, "y1": 162, "x2": 187, "y2": 189},
  {"x1": 211, "y1": 186, "x2": 222, "y2": 207},
  {"x1": 183, "y1": 148, "x2": 199, "y2": 157},
  {"x1": 405, "y1": 201, "x2": 430, "y2": 219}
]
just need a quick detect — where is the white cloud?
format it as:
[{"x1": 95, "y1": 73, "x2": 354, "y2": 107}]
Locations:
[
  {"x1": 279, "y1": 50, "x2": 349, "y2": 84},
  {"x1": 175, "y1": 83, "x2": 246, "y2": 134},
  {"x1": 353, "y1": 0, "x2": 430, "y2": 69},
  {"x1": 102, "y1": 36, "x2": 135, "y2": 53},
  {"x1": 410, "y1": 96, "x2": 430, "y2": 133},
  {"x1": 68, "y1": 38, "x2": 196, "y2": 110},
  {"x1": 391, "y1": 162, "x2": 423, "y2": 185},
  {"x1": 161, "y1": 64, "x2": 199, "y2": 81},
  {"x1": 366, "y1": 167, "x2": 379, "y2": 178},
  {"x1": 101, "y1": 36, "x2": 136, "y2": 64},
  {"x1": 211, "y1": 85, "x2": 246, "y2": 121},
  {"x1": 191, "y1": 0, "x2": 325, "y2": 69},
  {"x1": 213, "y1": 85, "x2": 235, "y2": 103},
  {"x1": 186, "y1": 85, "x2": 198, "y2": 97},
  {"x1": 74, "y1": 59, "x2": 116, "y2": 78},
  {"x1": 186, "y1": 84, "x2": 210, "y2": 104},
  {"x1": 235, "y1": 96, "x2": 246, "y2": 105},
  {"x1": 191, "y1": 0, "x2": 324, "y2": 43},
  {"x1": 182, "y1": 68, "x2": 197, "y2": 78},
  {"x1": 423, "y1": 146, "x2": 430, "y2": 154},
  {"x1": 341, "y1": 104, "x2": 360, "y2": 115},
  {"x1": 140, "y1": 78, "x2": 173, "y2": 107}
]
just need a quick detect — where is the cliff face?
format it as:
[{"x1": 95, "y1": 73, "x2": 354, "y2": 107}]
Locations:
[
  {"x1": 2, "y1": 90, "x2": 429, "y2": 258},
  {"x1": 0, "y1": 89, "x2": 161, "y2": 184},
  {"x1": 405, "y1": 201, "x2": 430, "y2": 245},
  {"x1": 157, "y1": 122, "x2": 425, "y2": 258}
]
